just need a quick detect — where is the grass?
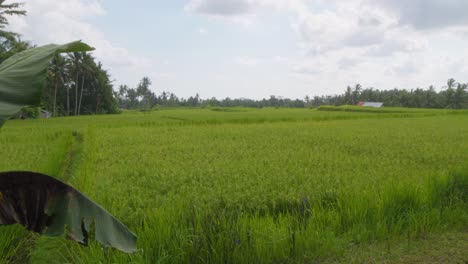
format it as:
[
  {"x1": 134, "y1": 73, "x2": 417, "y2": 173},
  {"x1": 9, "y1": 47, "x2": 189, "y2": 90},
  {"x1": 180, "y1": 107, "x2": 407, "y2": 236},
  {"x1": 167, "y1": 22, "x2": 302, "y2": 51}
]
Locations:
[
  {"x1": 0, "y1": 125, "x2": 76, "y2": 263},
  {"x1": 338, "y1": 231, "x2": 468, "y2": 263},
  {"x1": 0, "y1": 107, "x2": 467, "y2": 263}
]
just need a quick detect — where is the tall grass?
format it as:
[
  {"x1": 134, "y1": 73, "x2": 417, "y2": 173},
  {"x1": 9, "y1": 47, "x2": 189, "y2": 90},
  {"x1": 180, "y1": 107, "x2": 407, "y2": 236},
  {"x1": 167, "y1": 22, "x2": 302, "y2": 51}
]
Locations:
[
  {"x1": 1, "y1": 108, "x2": 467, "y2": 263},
  {"x1": 0, "y1": 125, "x2": 77, "y2": 263},
  {"x1": 48, "y1": 167, "x2": 467, "y2": 263}
]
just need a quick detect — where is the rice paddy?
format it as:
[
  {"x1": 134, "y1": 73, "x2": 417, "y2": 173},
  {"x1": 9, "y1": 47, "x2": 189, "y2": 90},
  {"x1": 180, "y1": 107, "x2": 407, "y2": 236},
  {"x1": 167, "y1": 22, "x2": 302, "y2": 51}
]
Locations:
[{"x1": 0, "y1": 107, "x2": 467, "y2": 263}]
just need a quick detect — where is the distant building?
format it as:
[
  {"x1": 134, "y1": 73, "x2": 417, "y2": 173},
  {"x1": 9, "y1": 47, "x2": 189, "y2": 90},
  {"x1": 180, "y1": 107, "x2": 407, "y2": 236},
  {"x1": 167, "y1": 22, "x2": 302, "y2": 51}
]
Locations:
[
  {"x1": 40, "y1": 110, "x2": 51, "y2": 118},
  {"x1": 358, "y1": 102, "x2": 383, "y2": 108}
]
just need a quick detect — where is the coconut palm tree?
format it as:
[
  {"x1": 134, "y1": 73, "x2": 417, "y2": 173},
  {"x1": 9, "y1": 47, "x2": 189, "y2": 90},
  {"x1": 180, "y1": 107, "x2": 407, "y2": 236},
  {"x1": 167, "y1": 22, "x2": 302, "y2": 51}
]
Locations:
[
  {"x1": 67, "y1": 52, "x2": 84, "y2": 115},
  {"x1": 446, "y1": 78, "x2": 457, "y2": 108},
  {"x1": 344, "y1": 86, "x2": 352, "y2": 104},
  {"x1": 0, "y1": 34, "x2": 31, "y2": 63},
  {"x1": 0, "y1": 0, "x2": 25, "y2": 31},
  {"x1": 77, "y1": 53, "x2": 95, "y2": 115},
  {"x1": 49, "y1": 55, "x2": 67, "y2": 116},
  {"x1": 352, "y1": 84, "x2": 362, "y2": 105},
  {"x1": 0, "y1": 1, "x2": 28, "y2": 63},
  {"x1": 454, "y1": 83, "x2": 467, "y2": 109}
]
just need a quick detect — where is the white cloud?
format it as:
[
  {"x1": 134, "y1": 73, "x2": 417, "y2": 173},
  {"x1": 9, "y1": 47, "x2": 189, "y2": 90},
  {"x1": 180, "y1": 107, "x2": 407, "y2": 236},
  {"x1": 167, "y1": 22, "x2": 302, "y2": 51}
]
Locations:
[
  {"x1": 338, "y1": 57, "x2": 362, "y2": 70},
  {"x1": 7, "y1": 0, "x2": 151, "y2": 87},
  {"x1": 185, "y1": 0, "x2": 304, "y2": 26},
  {"x1": 390, "y1": 60, "x2": 420, "y2": 76},
  {"x1": 369, "y1": 0, "x2": 468, "y2": 30},
  {"x1": 198, "y1": 28, "x2": 209, "y2": 34},
  {"x1": 185, "y1": 0, "x2": 252, "y2": 16},
  {"x1": 9, "y1": 0, "x2": 468, "y2": 98},
  {"x1": 185, "y1": 0, "x2": 255, "y2": 25},
  {"x1": 290, "y1": 1, "x2": 419, "y2": 56},
  {"x1": 186, "y1": 0, "x2": 426, "y2": 77},
  {"x1": 185, "y1": 0, "x2": 301, "y2": 16},
  {"x1": 234, "y1": 56, "x2": 261, "y2": 66},
  {"x1": 293, "y1": 64, "x2": 321, "y2": 76},
  {"x1": 153, "y1": 73, "x2": 176, "y2": 80},
  {"x1": 187, "y1": 0, "x2": 468, "y2": 83},
  {"x1": 271, "y1": 56, "x2": 291, "y2": 64}
]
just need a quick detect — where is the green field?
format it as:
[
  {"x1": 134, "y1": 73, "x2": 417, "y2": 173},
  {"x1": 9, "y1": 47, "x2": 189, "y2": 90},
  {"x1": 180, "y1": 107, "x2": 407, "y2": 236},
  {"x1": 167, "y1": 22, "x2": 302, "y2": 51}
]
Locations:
[{"x1": 1, "y1": 107, "x2": 467, "y2": 263}]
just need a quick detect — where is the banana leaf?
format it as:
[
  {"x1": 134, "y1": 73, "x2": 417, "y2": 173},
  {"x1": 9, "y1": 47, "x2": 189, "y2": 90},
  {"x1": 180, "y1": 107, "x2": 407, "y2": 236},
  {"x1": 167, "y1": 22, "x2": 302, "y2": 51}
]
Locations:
[
  {"x1": 0, "y1": 41, "x2": 93, "y2": 127},
  {"x1": 0, "y1": 171, "x2": 137, "y2": 253},
  {"x1": 0, "y1": 42, "x2": 137, "y2": 253}
]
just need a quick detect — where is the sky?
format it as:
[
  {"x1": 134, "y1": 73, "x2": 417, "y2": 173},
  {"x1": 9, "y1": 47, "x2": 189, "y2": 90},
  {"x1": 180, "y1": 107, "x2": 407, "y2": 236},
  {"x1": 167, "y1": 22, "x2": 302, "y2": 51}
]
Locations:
[{"x1": 7, "y1": 0, "x2": 468, "y2": 99}]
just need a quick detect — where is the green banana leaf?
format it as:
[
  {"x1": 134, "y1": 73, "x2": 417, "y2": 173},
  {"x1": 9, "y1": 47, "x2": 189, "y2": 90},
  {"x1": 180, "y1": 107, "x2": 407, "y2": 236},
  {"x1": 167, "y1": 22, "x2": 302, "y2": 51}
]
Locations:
[
  {"x1": 0, "y1": 171, "x2": 137, "y2": 253},
  {"x1": 0, "y1": 41, "x2": 93, "y2": 127},
  {"x1": 0, "y1": 42, "x2": 137, "y2": 253}
]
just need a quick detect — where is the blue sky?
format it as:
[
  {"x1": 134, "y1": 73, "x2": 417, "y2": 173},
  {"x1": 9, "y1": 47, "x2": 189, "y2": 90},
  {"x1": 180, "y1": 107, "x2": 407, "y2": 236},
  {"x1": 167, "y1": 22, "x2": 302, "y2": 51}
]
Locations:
[{"x1": 9, "y1": 0, "x2": 468, "y2": 99}]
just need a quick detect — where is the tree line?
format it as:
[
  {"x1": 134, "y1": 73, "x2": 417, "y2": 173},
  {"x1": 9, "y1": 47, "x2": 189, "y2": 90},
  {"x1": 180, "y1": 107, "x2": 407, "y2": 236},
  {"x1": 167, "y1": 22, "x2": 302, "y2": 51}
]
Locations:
[
  {"x1": 42, "y1": 52, "x2": 118, "y2": 116},
  {"x1": 116, "y1": 79, "x2": 305, "y2": 109},
  {"x1": 307, "y1": 79, "x2": 467, "y2": 109},
  {"x1": 2, "y1": 2, "x2": 467, "y2": 116},
  {"x1": 118, "y1": 77, "x2": 468, "y2": 110}
]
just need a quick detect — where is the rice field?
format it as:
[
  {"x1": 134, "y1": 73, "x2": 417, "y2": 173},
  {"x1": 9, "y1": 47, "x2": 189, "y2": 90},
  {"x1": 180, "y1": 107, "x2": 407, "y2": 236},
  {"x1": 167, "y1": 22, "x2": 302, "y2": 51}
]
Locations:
[{"x1": 0, "y1": 107, "x2": 467, "y2": 263}]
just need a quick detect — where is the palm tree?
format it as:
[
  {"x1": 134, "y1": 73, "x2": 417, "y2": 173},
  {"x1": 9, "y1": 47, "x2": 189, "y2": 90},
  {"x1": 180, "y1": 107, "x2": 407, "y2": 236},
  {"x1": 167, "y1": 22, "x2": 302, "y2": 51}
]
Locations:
[
  {"x1": 0, "y1": 33, "x2": 31, "y2": 63},
  {"x1": 77, "y1": 53, "x2": 95, "y2": 115},
  {"x1": 447, "y1": 78, "x2": 456, "y2": 88},
  {"x1": 49, "y1": 55, "x2": 67, "y2": 116},
  {"x1": 426, "y1": 85, "x2": 439, "y2": 108},
  {"x1": 137, "y1": 77, "x2": 152, "y2": 108},
  {"x1": 93, "y1": 62, "x2": 116, "y2": 113},
  {"x1": 0, "y1": 0, "x2": 29, "y2": 63},
  {"x1": 0, "y1": 1, "x2": 25, "y2": 30},
  {"x1": 344, "y1": 86, "x2": 352, "y2": 104},
  {"x1": 67, "y1": 52, "x2": 84, "y2": 115},
  {"x1": 0, "y1": 1, "x2": 26, "y2": 62},
  {"x1": 352, "y1": 84, "x2": 362, "y2": 104},
  {"x1": 446, "y1": 78, "x2": 457, "y2": 108},
  {"x1": 454, "y1": 83, "x2": 467, "y2": 109}
]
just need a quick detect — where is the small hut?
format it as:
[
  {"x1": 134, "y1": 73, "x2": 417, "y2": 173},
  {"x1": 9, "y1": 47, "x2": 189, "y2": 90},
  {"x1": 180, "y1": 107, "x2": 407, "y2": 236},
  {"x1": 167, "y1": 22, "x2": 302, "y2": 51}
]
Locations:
[
  {"x1": 40, "y1": 110, "x2": 51, "y2": 118},
  {"x1": 357, "y1": 102, "x2": 383, "y2": 108}
]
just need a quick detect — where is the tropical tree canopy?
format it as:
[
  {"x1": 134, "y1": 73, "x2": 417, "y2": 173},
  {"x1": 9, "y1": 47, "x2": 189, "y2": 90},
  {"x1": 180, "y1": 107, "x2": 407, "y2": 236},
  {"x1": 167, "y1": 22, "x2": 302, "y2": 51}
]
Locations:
[{"x1": 42, "y1": 51, "x2": 118, "y2": 116}]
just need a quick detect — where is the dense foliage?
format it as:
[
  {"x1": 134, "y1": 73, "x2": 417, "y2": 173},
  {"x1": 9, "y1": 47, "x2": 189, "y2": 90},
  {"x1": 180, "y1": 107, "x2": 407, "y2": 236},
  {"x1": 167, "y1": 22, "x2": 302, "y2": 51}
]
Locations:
[
  {"x1": 117, "y1": 77, "x2": 468, "y2": 110},
  {"x1": 42, "y1": 52, "x2": 119, "y2": 116},
  {"x1": 315, "y1": 81, "x2": 468, "y2": 109}
]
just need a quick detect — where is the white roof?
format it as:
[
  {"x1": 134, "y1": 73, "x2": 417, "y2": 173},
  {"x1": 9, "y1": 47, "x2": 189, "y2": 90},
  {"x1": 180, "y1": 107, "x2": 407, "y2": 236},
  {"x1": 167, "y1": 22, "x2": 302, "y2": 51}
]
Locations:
[{"x1": 360, "y1": 102, "x2": 383, "y2": 108}]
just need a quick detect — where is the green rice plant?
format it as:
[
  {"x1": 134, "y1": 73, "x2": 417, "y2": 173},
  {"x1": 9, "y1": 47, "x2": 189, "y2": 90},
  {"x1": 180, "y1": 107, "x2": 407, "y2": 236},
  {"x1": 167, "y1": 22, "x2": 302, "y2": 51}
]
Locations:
[{"x1": 1, "y1": 107, "x2": 467, "y2": 263}]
